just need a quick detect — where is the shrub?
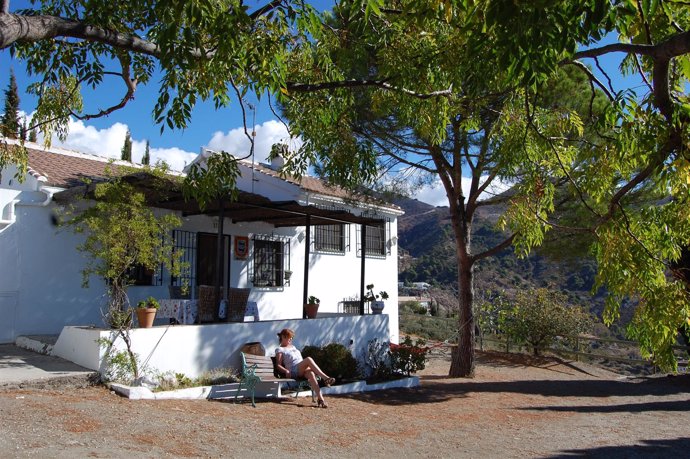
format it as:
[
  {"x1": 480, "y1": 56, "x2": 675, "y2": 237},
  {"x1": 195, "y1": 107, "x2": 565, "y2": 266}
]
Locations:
[
  {"x1": 302, "y1": 342, "x2": 359, "y2": 381},
  {"x1": 501, "y1": 288, "x2": 593, "y2": 356},
  {"x1": 401, "y1": 300, "x2": 428, "y2": 315},
  {"x1": 389, "y1": 335, "x2": 430, "y2": 376},
  {"x1": 399, "y1": 313, "x2": 457, "y2": 341},
  {"x1": 361, "y1": 338, "x2": 393, "y2": 381}
]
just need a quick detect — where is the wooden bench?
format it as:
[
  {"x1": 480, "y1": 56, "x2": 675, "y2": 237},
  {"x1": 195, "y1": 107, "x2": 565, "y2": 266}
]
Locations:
[{"x1": 235, "y1": 352, "x2": 312, "y2": 407}]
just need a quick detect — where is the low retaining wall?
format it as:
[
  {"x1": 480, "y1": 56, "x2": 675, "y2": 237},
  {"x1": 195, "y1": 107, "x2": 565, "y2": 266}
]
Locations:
[
  {"x1": 52, "y1": 315, "x2": 390, "y2": 378},
  {"x1": 110, "y1": 375, "x2": 420, "y2": 401}
]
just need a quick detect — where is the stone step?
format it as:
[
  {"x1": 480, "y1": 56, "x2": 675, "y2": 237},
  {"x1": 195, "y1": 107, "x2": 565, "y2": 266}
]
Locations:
[{"x1": 15, "y1": 335, "x2": 59, "y2": 356}]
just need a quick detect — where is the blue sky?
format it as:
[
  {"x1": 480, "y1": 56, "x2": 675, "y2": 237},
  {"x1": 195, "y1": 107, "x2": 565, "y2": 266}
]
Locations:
[{"x1": 1, "y1": 1, "x2": 641, "y2": 207}]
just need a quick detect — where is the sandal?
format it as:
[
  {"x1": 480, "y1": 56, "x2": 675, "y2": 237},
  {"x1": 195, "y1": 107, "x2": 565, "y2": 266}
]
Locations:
[
  {"x1": 317, "y1": 398, "x2": 328, "y2": 408},
  {"x1": 324, "y1": 377, "x2": 335, "y2": 387}
]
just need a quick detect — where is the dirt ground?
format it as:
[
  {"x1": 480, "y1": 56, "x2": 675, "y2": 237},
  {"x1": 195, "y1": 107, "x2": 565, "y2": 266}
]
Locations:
[{"x1": 1, "y1": 350, "x2": 688, "y2": 458}]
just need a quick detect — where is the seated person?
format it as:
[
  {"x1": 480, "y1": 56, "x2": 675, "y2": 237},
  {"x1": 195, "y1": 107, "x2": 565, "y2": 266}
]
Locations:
[{"x1": 274, "y1": 328, "x2": 335, "y2": 408}]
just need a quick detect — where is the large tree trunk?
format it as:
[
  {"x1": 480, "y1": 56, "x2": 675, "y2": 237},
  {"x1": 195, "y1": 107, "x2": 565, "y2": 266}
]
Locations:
[
  {"x1": 448, "y1": 199, "x2": 475, "y2": 377},
  {"x1": 449, "y1": 253, "x2": 475, "y2": 377}
]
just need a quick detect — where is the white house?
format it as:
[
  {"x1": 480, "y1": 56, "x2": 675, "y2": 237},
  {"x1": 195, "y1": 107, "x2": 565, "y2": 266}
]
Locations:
[{"x1": 0, "y1": 138, "x2": 403, "y2": 376}]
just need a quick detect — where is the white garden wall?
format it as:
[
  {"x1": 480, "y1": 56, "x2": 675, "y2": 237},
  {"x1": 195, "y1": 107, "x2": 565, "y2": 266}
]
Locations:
[{"x1": 53, "y1": 314, "x2": 390, "y2": 378}]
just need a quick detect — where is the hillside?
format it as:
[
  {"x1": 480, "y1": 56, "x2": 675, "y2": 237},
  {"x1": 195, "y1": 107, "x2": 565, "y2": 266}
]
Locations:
[{"x1": 394, "y1": 196, "x2": 623, "y2": 330}]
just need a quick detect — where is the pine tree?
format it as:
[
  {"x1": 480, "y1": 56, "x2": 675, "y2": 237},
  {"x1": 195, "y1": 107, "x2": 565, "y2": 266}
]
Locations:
[
  {"x1": 19, "y1": 117, "x2": 28, "y2": 141},
  {"x1": 120, "y1": 129, "x2": 132, "y2": 161},
  {"x1": 1, "y1": 71, "x2": 20, "y2": 139},
  {"x1": 142, "y1": 140, "x2": 150, "y2": 165},
  {"x1": 28, "y1": 126, "x2": 37, "y2": 143}
]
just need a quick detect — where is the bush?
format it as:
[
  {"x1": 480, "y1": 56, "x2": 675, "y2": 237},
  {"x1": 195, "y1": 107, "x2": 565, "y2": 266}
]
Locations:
[
  {"x1": 401, "y1": 300, "x2": 427, "y2": 315},
  {"x1": 501, "y1": 288, "x2": 593, "y2": 356},
  {"x1": 399, "y1": 313, "x2": 457, "y2": 341},
  {"x1": 302, "y1": 342, "x2": 359, "y2": 381},
  {"x1": 389, "y1": 336, "x2": 429, "y2": 376}
]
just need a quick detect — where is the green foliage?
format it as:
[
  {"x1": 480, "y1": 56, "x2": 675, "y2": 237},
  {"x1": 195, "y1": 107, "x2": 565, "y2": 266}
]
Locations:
[
  {"x1": 361, "y1": 338, "x2": 393, "y2": 381},
  {"x1": 389, "y1": 336, "x2": 429, "y2": 376},
  {"x1": 401, "y1": 300, "x2": 427, "y2": 315},
  {"x1": 307, "y1": 295, "x2": 320, "y2": 304},
  {"x1": 399, "y1": 313, "x2": 457, "y2": 342},
  {"x1": 120, "y1": 129, "x2": 132, "y2": 162},
  {"x1": 142, "y1": 140, "x2": 150, "y2": 165},
  {"x1": 182, "y1": 152, "x2": 240, "y2": 210},
  {"x1": 364, "y1": 284, "x2": 389, "y2": 302},
  {"x1": 60, "y1": 163, "x2": 183, "y2": 319},
  {"x1": 301, "y1": 342, "x2": 359, "y2": 381},
  {"x1": 156, "y1": 368, "x2": 239, "y2": 391},
  {"x1": 501, "y1": 288, "x2": 593, "y2": 356},
  {"x1": 137, "y1": 296, "x2": 160, "y2": 309},
  {"x1": 97, "y1": 336, "x2": 141, "y2": 384},
  {"x1": 1, "y1": 70, "x2": 20, "y2": 138}
]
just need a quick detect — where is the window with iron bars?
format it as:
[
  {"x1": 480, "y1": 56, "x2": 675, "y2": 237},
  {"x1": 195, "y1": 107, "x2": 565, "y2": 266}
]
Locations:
[
  {"x1": 356, "y1": 221, "x2": 389, "y2": 258},
  {"x1": 313, "y1": 224, "x2": 349, "y2": 254},
  {"x1": 127, "y1": 263, "x2": 162, "y2": 286},
  {"x1": 251, "y1": 235, "x2": 290, "y2": 287}
]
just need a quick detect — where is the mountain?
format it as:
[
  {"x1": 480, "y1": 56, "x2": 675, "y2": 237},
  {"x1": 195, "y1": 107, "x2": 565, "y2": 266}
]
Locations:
[{"x1": 393, "y1": 196, "x2": 621, "y2": 330}]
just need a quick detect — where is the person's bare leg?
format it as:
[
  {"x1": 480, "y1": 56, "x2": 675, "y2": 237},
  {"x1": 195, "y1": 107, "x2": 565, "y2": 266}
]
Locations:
[
  {"x1": 305, "y1": 370, "x2": 324, "y2": 405},
  {"x1": 297, "y1": 357, "x2": 331, "y2": 379}
]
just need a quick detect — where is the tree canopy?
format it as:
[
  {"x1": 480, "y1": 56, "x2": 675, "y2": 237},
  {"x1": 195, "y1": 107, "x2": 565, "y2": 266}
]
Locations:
[
  {"x1": 279, "y1": 1, "x2": 690, "y2": 373},
  {"x1": 2, "y1": 0, "x2": 690, "y2": 373}
]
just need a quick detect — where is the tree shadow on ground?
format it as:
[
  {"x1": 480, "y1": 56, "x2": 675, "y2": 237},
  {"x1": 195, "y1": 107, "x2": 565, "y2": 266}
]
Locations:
[
  {"x1": 522, "y1": 399, "x2": 690, "y2": 414},
  {"x1": 475, "y1": 351, "x2": 603, "y2": 377},
  {"x1": 548, "y1": 437, "x2": 690, "y2": 458},
  {"x1": 340, "y1": 374, "x2": 689, "y2": 407}
]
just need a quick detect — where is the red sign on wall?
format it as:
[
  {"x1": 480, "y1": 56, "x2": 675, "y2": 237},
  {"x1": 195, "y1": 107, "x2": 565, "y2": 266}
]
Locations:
[{"x1": 234, "y1": 236, "x2": 249, "y2": 259}]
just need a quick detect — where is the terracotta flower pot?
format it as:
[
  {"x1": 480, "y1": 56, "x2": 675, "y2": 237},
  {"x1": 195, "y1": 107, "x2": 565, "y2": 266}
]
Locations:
[
  {"x1": 136, "y1": 307, "x2": 157, "y2": 328},
  {"x1": 304, "y1": 303, "x2": 319, "y2": 319}
]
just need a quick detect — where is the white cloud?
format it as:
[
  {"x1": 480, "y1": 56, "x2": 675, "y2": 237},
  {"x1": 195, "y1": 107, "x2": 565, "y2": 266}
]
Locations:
[
  {"x1": 147, "y1": 146, "x2": 196, "y2": 171},
  {"x1": 50, "y1": 119, "x2": 129, "y2": 159},
  {"x1": 414, "y1": 176, "x2": 512, "y2": 207},
  {"x1": 32, "y1": 117, "x2": 297, "y2": 173},
  {"x1": 33, "y1": 117, "x2": 197, "y2": 171},
  {"x1": 206, "y1": 120, "x2": 302, "y2": 163}
]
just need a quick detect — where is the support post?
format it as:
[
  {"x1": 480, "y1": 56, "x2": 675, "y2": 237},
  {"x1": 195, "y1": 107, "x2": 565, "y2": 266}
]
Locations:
[
  {"x1": 303, "y1": 215, "x2": 311, "y2": 318},
  {"x1": 359, "y1": 223, "x2": 366, "y2": 315}
]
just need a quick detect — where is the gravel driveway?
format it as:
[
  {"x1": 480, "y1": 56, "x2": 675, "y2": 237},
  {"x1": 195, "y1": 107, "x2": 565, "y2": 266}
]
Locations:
[{"x1": 1, "y1": 350, "x2": 688, "y2": 458}]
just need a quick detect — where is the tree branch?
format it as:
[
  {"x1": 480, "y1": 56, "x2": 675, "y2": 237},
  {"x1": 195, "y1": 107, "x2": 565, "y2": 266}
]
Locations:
[
  {"x1": 285, "y1": 80, "x2": 453, "y2": 99},
  {"x1": 0, "y1": 13, "x2": 161, "y2": 54},
  {"x1": 71, "y1": 56, "x2": 137, "y2": 121},
  {"x1": 472, "y1": 233, "x2": 517, "y2": 263}
]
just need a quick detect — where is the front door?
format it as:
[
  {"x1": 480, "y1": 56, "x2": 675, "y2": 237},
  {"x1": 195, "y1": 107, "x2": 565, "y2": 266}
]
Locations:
[{"x1": 196, "y1": 232, "x2": 230, "y2": 289}]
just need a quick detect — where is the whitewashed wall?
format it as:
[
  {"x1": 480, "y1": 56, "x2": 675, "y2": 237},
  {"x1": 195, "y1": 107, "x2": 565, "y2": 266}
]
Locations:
[{"x1": 54, "y1": 315, "x2": 390, "y2": 378}]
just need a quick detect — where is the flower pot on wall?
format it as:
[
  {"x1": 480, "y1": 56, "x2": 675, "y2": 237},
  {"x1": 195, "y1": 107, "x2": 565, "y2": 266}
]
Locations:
[
  {"x1": 136, "y1": 307, "x2": 157, "y2": 328},
  {"x1": 304, "y1": 303, "x2": 319, "y2": 319},
  {"x1": 371, "y1": 301, "x2": 385, "y2": 315}
]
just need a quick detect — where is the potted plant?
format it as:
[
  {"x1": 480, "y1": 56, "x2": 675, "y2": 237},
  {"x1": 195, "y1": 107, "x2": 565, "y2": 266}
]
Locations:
[
  {"x1": 364, "y1": 284, "x2": 389, "y2": 314},
  {"x1": 136, "y1": 296, "x2": 160, "y2": 328},
  {"x1": 305, "y1": 295, "x2": 320, "y2": 319},
  {"x1": 284, "y1": 270, "x2": 293, "y2": 281}
]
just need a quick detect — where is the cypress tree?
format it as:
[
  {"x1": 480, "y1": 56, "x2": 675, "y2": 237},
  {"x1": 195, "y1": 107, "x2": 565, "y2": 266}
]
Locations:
[
  {"x1": 19, "y1": 117, "x2": 28, "y2": 141},
  {"x1": 1, "y1": 71, "x2": 20, "y2": 139},
  {"x1": 120, "y1": 129, "x2": 132, "y2": 161},
  {"x1": 142, "y1": 140, "x2": 150, "y2": 165}
]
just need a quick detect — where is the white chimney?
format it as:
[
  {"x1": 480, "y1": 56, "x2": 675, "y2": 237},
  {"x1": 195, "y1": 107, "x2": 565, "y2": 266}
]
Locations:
[{"x1": 270, "y1": 155, "x2": 285, "y2": 171}]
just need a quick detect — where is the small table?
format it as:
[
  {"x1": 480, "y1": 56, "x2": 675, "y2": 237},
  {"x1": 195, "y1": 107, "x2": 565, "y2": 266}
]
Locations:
[
  {"x1": 219, "y1": 301, "x2": 260, "y2": 322},
  {"x1": 158, "y1": 299, "x2": 198, "y2": 325}
]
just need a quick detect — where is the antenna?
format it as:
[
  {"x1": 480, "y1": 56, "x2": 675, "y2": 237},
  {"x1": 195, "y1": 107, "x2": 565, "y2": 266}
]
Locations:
[{"x1": 247, "y1": 102, "x2": 257, "y2": 193}]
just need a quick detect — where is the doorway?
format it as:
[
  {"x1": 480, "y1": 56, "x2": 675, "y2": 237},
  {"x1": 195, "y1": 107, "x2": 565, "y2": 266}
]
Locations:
[{"x1": 196, "y1": 232, "x2": 230, "y2": 290}]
